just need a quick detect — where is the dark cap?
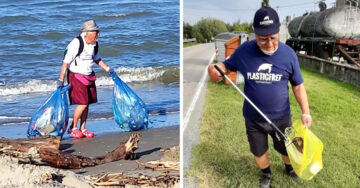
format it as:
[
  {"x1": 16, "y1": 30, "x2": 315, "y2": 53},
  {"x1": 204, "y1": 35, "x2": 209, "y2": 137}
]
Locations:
[{"x1": 253, "y1": 7, "x2": 280, "y2": 36}]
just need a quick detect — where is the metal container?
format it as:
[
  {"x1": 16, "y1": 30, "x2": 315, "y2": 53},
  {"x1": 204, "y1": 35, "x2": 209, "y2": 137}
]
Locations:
[{"x1": 288, "y1": 5, "x2": 360, "y2": 39}]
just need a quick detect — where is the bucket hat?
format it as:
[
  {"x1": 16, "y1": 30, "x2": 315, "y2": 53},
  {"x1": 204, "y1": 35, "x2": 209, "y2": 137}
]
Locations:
[
  {"x1": 253, "y1": 7, "x2": 280, "y2": 36},
  {"x1": 81, "y1": 20, "x2": 100, "y2": 32}
]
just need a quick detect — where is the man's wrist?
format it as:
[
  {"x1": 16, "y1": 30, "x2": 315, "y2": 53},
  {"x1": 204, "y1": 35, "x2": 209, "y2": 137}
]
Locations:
[{"x1": 301, "y1": 114, "x2": 311, "y2": 118}]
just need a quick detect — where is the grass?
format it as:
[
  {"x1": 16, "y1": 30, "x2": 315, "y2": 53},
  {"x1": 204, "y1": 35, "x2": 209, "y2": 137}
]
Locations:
[
  {"x1": 187, "y1": 67, "x2": 360, "y2": 187},
  {"x1": 183, "y1": 42, "x2": 198, "y2": 48}
]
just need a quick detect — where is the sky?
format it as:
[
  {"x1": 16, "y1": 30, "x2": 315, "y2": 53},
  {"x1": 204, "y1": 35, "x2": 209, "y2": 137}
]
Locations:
[{"x1": 184, "y1": 0, "x2": 337, "y2": 25}]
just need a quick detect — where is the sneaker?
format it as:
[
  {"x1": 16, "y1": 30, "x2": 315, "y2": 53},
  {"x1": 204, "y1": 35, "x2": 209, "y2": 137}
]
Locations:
[
  {"x1": 81, "y1": 129, "x2": 94, "y2": 138},
  {"x1": 68, "y1": 128, "x2": 84, "y2": 138},
  {"x1": 259, "y1": 173, "x2": 272, "y2": 188},
  {"x1": 286, "y1": 169, "x2": 300, "y2": 179}
]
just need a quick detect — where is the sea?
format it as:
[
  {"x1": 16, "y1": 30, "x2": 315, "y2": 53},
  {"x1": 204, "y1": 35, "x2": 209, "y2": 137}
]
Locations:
[{"x1": 0, "y1": 0, "x2": 179, "y2": 139}]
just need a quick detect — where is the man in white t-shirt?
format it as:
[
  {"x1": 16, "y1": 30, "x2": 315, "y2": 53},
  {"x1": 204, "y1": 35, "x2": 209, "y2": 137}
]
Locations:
[{"x1": 57, "y1": 20, "x2": 113, "y2": 138}]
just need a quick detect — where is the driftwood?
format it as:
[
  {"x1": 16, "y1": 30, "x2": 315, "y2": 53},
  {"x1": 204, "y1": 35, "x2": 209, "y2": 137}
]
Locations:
[
  {"x1": 0, "y1": 136, "x2": 60, "y2": 153},
  {"x1": 40, "y1": 133, "x2": 141, "y2": 169},
  {"x1": 136, "y1": 160, "x2": 180, "y2": 171},
  {"x1": 92, "y1": 172, "x2": 180, "y2": 187},
  {"x1": 0, "y1": 136, "x2": 60, "y2": 163},
  {"x1": 0, "y1": 133, "x2": 141, "y2": 169}
]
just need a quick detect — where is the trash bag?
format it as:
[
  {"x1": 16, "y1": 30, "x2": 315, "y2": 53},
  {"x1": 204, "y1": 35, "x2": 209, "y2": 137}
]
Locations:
[
  {"x1": 27, "y1": 85, "x2": 70, "y2": 138},
  {"x1": 285, "y1": 119, "x2": 324, "y2": 180},
  {"x1": 110, "y1": 71, "x2": 148, "y2": 131}
]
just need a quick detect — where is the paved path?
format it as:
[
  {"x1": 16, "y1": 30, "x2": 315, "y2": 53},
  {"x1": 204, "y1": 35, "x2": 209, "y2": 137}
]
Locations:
[{"x1": 183, "y1": 43, "x2": 215, "y2": 187}]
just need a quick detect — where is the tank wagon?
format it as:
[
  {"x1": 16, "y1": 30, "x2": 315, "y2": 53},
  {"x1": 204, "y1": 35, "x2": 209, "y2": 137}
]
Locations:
[{"x1": 286, "y1": 0, "x2": 360, "y2": 67}]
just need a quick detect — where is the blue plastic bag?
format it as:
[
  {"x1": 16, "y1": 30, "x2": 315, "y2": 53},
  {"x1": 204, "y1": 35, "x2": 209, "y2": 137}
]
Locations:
[
  {"x1": 27, "y1": 85, "x2": 70, "y2": 138},
  {"x1": 110, "y1": 71, "x2": 148, "y2": 131}
]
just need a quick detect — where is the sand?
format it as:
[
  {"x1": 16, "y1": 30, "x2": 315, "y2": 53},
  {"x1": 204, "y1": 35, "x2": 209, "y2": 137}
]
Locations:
[{"x1": 0, "y1": 125, "x2": 179, "y2": 187}]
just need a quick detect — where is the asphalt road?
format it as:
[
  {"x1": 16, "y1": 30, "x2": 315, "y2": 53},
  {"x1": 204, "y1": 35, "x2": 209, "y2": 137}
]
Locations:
[{"x1": 183, "y1": 43, "x2": 215, "y2": 187}]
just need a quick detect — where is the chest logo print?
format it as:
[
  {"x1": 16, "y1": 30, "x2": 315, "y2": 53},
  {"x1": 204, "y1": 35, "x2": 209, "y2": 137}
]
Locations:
[
  {"x1": 246, "y1": 63, "x2": 283, "y2": 83},
  {"x1": 257, "y1": 63, "x2": 272, "y2": 73}
]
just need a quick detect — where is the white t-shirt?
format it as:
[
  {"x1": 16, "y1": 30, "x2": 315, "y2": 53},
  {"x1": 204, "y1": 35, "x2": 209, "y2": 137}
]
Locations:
[{"x1": 63, "y1": 32, "x2": 101, "y2": 75}]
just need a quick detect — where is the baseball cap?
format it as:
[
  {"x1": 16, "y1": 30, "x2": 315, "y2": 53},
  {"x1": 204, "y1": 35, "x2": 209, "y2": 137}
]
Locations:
[{"x1": 253, "y1": 7, "x2": 280, "y2": 36}]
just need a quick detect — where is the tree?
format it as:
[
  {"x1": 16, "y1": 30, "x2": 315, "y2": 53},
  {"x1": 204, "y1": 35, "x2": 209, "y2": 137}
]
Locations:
[
  {"x1": 233, "y1": 22, "x2": 253, "y2": 34},
  {"x1": 191, "y1": 18, "x2": 228, "y2": 43},
  {"x1": 183, "y1": 22, "x2": 193, "y2": 39},
  {"x1": 225, "y1": 23, "x2": 234, "y2": 32},
  {"x1": 262, "y1": 0, "x2": 269, "y2": 7}
]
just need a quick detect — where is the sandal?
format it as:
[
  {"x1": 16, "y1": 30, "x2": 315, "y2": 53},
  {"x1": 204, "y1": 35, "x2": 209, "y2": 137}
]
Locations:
[
  {"x1": 81, "y1": 129, "x2": 94, "y2": 138},
  {"x1": 68, "y1": 128, "x2": 84, "y2": 138}
]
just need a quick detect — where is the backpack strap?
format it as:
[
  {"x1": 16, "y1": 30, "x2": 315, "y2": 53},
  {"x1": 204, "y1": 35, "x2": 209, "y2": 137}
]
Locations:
[
  {"x1": 94, "y1": 41, "x2": 99, "y2": 55},
  {"x1": 74, "y1": 36, "x2": 84, "y2": 66},
  {"x1": 93, "y1": 41, "x2": 100, "y2": 64}
]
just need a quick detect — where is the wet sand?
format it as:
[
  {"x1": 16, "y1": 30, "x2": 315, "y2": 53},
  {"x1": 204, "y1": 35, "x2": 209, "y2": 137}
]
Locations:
[
  {"x1": 0, "y1": 120, "x2": 179, "y2": 187},
  {"x1": 62, "y1": 125, "x2": 179, "y2": 177}
]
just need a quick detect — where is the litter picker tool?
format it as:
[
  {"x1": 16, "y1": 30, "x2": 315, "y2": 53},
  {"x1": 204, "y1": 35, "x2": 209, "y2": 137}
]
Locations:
[
  {"x1": 214, "y1": 64, "x2": 289, "y2": 144},
  {"x1": 214, "y1": 65, "x2": 324, "y2": 180}
]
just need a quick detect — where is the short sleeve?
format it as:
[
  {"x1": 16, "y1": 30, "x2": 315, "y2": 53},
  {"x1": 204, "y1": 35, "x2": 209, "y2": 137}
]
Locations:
[
  {"x1": 63, "y1": 38, "x2": 80, "y2": 64},
  {"x1": 289, "y1": 52, "x2": 304, "y2": 86},
  {"x1": 223, "y1": 47, "x2": 241, "y2": 72},
  {"x1": 93, "y1": 48, "x2": 101, "y2": 62}
]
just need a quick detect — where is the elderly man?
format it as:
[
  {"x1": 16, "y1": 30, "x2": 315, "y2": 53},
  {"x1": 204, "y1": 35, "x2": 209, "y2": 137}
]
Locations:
[
  {"x1": 57, "y1": 20, "x2": 112, "y2": 138},
  {"x1": 208, "y1": 7, "x2": 312, "y2": 188}
]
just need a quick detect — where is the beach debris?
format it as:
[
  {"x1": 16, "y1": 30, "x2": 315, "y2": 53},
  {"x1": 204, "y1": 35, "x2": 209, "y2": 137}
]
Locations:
[
  {"x1": 0, "y1": 133, "x2": 141, "y2": 169},
  {"x1": 91, "y1": 171, "x2": 180, "y2": 187},
  {"x1": 40, "y1": 133, "x2": 141, "y2": 169},
  {"x1": 292, "y1": 137, "x2": 304, "y2": 153},
  {"x1": 0, "y1": 136, "x2": 60, "y2": 163},
  {"x1": 136, "y1": 160, "x2": 180, "y2": 171},
  {"x1": 160, "y1": 146, "x2": 179, "y2": 162}
]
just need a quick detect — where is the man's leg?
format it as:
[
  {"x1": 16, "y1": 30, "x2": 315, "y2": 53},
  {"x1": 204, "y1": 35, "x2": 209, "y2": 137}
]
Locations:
[
  {"x1": 255, "y1": 152, "x2": 272, "y2": 188},
  {"x1": 282, "y1": 155, "x2": 297, "y2": 177},
  {"x1": 72, "y1": 104, "x2": 88, "y2": 129},
  {"x1": 255, "y1": 152, "x2": 270, "y2": 169},
  {"x1": 282, "y1": 155, "x2": 291, "y2": 165},
  {"x1": 246, "y1": 119, "x2": 272, "y2": 188},
  {"x1": 80, "y1": 105, "x2": 89, "y2": 130}
]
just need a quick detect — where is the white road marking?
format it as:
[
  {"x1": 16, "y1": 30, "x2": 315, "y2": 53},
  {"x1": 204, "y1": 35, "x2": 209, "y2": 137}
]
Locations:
[{"x1": 183, "y1": 53, "x2": 215, "y2": 131}]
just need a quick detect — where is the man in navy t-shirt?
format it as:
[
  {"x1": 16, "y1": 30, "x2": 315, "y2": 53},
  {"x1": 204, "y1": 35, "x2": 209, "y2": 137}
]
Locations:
[{"x1": 208, "y1": 6, "x2": 312, "y2": 188}]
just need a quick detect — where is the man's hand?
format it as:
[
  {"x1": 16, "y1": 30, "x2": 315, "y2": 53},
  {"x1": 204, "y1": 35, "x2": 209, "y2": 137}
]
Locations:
[
  {"x1": 56, "y1": 79, "x2": 64, "y2": 88},
  {"x1": 208, "y1": 63, "x2": 226, "y2": 82},
  {"x1": 105, "y1": 66, "x2": 113, "y2": 73},
  {"x1": 301, "y1": 114, "x2": 312, "y2": 128}
]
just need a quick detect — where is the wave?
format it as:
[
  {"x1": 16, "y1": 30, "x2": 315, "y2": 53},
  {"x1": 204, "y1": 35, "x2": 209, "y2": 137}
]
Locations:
[
  {"x1": 42, "y1": 32, "x2": 67, "y2": 40},
  {"x1": 0, "y1": 66, "x2": 179, "y2": 96},
  {"x1": 0, "y1": 15, "x2": 41, "y2": 23},
  {"x1": 0, "y1": 109, "x2": 180, "y2": 126},
  {"x1": 96, "y1": 11, "x2": 153, "y2": 20}
]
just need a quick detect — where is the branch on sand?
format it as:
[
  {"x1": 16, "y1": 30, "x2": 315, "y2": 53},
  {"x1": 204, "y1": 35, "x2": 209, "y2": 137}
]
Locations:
[
  {"x1": 136, "y1": 160, "x2": 180, "y2": 171},
  {"x1": 0, "y1": 133, "x2": 141, "y2": 169},
  {"x1": 91, "y1": 172, "x2": 180, "y2": 187}
]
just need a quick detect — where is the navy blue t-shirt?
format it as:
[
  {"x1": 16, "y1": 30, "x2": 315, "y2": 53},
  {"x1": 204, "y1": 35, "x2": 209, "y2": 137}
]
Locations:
[{"x1": 223, "y1": 40, "x2": 303, "y2": 121}]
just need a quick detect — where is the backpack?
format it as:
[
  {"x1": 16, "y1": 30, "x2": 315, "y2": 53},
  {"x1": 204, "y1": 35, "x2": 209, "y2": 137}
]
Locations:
[{"x1": 63, "y1": 35, "x2": 99, "y2": 66}]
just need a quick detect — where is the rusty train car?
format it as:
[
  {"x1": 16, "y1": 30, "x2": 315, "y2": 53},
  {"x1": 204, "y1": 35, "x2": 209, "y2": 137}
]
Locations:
[{"x1": 285, "y1": 0, "x2": 360, "y2": 67}]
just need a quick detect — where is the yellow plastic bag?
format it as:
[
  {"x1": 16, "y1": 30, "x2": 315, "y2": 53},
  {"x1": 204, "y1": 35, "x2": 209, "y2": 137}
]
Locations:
[{"x1": 285, "y1": 119, "x2": 324, "y2": 180}]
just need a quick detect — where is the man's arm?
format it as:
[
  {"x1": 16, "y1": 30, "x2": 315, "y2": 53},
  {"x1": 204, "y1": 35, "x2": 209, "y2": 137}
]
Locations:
[
  {"x1": 59, "y1": 62, "x2": 69, "y2": 81},
  {"x1": 207, "y1": 62, "x2": 231, "y2": 82},
  {"x1": 292, "y1": 83, "x2": 312, "y2": 128},
  {"x1": 97, "y1": 60, "x2": 112, "y2": 72}
]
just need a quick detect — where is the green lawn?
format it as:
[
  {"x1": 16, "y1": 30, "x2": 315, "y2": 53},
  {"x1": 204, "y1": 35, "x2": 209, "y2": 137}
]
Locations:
[
  {"x1": 187, "y1": 67, "x2": 360, "y2": 187},
  {"x1": 183, "y1": 42, "x2": 198, "y2": 48}
]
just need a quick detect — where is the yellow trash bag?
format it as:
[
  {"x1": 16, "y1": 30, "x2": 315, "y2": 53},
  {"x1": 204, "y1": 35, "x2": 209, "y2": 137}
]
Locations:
[{"x1": 285, "y1": 119, "x2": 324, "y2": 180}]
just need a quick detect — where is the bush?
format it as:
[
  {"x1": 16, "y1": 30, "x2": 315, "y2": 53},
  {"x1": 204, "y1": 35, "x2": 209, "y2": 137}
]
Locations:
[
  {"x1": 183, "y1": 22, "x2": 193, "y2": 39},
  {"x1": 192, "y1": 18, "x2": 228, "y2": 43}
]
